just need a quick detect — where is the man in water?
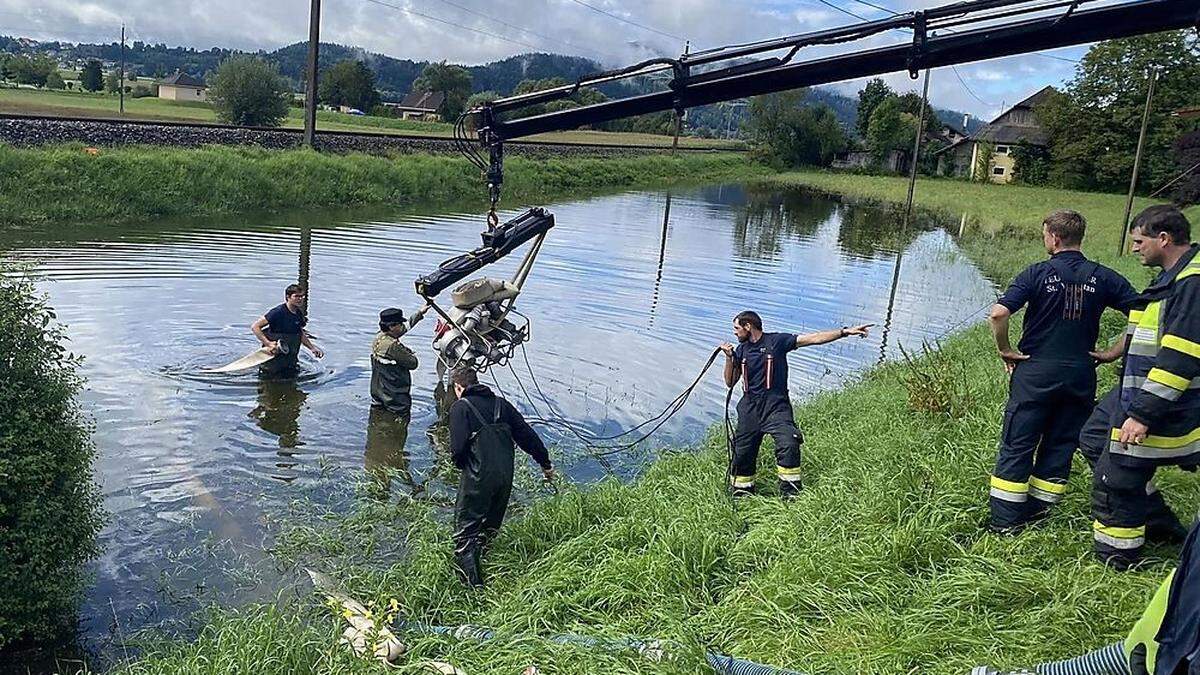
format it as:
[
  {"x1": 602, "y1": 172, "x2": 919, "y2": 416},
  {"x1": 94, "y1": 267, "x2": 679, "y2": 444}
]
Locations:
[
  {"x1": 447, "y1": 367, "x2": 552, "y2": 588},
  {"x1": 718, "y1": 311, "x2": 871, "y2": 497},
  {"x1": 250, "y1": 284, "x2": 323, "y2": 376},
  {"x1": 370, "y1": 308, "x2": 420, "y2": 418},
  {"x1": 986, "y1": 210, "x2": 1136, "y2": 533}
]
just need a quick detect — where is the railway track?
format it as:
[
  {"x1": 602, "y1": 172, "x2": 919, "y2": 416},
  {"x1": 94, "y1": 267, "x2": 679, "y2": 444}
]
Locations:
[{"x1": 0, "y1": 112, "x2": 746, "y2": 154}]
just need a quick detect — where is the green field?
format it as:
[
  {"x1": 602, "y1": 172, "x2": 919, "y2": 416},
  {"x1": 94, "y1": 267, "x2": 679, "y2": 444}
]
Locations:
[
  {"x1": 106, "y1": 172, "x2": 1200, "y2": 674},
  {"x1": 0, "y1": 87, "x2": 742, "y2": 149}
]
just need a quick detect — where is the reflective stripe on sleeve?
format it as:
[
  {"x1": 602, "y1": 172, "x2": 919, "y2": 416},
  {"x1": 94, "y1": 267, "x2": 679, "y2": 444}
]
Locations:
[{"x1": 1162, "y1": 334, "x2": 1200, "y2": 359}]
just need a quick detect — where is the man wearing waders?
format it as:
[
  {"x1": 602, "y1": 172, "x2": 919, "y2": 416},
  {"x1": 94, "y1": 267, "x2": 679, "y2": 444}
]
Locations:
[
  {"x1": 251, "y1": 284, "x2": 323, "y2": 376},
  {"x1": 1094, "y1": 206, "x2": 1200, "y2": 570},
  {"x1": 447, "y1": 368, "x2": 553, "y2": 587},
  {"x1": 719, "y1": 311, "x2": 871, "y2": 497},
  {"x1": 988, "y1": 210, "x2": 1136, "y2": 532},
  {"x1": 370, "y1": 307, "x2": 421, "y2": 418}
]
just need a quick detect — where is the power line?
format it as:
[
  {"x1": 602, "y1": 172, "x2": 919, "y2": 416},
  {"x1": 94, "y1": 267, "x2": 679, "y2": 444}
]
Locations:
[
  {"x1": 360, "y1": 0, "x2": 541, "y2": 51},
  {"x1": 951, "y1": 64, "x2": 999, "y2": 108},
  {"x1": 418, "y1": 0, "x2": 619, "y2": 62},
  {"x1": 564, "y1": 0, "x2": 684, "y2": 42}
]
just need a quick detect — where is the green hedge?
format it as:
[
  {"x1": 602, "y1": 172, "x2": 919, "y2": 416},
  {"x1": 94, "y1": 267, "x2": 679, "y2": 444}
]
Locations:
[{"x1": 0, "y1": 267, "x2": 103, "y2": 649}]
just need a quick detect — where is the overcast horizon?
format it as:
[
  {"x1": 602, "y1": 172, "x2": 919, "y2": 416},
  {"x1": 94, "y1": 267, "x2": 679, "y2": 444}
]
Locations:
[{"x1": 0, "y1": 0, "x2": 1097, "y2": 119}]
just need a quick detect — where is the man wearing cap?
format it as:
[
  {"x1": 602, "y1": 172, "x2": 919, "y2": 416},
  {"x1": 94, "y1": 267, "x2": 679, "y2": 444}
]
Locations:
[{"x1": 371, "y1": 308, "x2": 420, "y2": 419}]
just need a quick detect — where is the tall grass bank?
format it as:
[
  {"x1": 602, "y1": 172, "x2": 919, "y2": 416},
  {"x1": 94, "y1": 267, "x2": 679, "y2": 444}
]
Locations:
[{"x1": 0, "y1": 145, "x2": 758, "y2": 227}]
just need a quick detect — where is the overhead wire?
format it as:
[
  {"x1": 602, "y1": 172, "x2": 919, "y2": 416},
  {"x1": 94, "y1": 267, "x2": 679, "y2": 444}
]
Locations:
[
  {"x1": 360, "y1": 0, "x2": 542, "y2": 50},
  {"x1": 417, "y1": 0, "x2": 622, "y2": 62},
  {"x1": 563, "y1": 0, "x2": 686, "y2": 42}
]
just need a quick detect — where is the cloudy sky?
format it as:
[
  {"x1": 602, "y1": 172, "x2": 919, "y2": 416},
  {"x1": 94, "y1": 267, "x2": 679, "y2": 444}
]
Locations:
[{"x1": 0, "y1": 0, "x2": 1090, "y2": 119}]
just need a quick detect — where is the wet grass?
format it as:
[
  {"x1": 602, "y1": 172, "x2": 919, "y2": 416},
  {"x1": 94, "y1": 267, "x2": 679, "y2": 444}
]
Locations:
[
  {"x1": 116, "y1": 326, "x2": 1200, "y2": 675},
  {"x1": 0, "y1": 145, "x2": 761, "y2": 227},
  {"x1": 102, "y1": 172, "x2": 1200, "y2": 674}
]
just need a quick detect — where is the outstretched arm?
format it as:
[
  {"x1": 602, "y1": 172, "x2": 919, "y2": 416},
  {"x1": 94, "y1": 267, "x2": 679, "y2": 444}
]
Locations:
[{"x1": 795, "y1": 324, "x2": 872, "y2": 348}]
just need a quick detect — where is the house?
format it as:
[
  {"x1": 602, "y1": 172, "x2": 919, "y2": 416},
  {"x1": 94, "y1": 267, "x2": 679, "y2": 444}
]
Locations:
[
  {"x1": 157, "y1": 71, "x2": 207, "y2": 102},
  {"x1": 383, "y1": 90, "x2": 445, "y2": 120},
  {"x1": 935, "y1": 86, "x2": 1054, "y2": 184},
  {"x1": 832, "y1": 149, "x2": 905, "y2": 172}
]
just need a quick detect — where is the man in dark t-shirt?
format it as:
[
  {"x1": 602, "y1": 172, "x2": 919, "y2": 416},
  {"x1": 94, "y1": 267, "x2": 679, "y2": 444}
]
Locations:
[
  {"x1": 986, "y1": 210, "x2": 1137, "y2": 531},
  {"x1": 251, "y1": 283, "x2": 324, "y2": 376},
  {"x1": 719, "y1": 311, "x2": 871, "y2": 497}
]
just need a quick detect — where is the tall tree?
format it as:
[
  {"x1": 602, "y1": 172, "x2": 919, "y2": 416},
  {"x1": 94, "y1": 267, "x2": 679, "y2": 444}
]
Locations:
[
  {"x1": 207, "y1": 55, "x2": 291, "y2": 127},
  {"x1": 865, "y1": 95, "x2": 920, "y2": 166},
  {"x1": 856, "y1": 78, "x2": 893, "y2": 137},
  {"x1": 80, "y1": 60, "x2": 103, "y2": 92},
  {"x1": 1038, "y1": 30, "x2": 1200, "y2": 192},
  {"x1": 318, "y1": 59, "x2": 381, "y2": 111},
  {"x1": 412, "y1": 61, "x2": 473, "y2": 121},
  {"x1": 744, "y1": 90, "x2": 849, "y2": 168}
]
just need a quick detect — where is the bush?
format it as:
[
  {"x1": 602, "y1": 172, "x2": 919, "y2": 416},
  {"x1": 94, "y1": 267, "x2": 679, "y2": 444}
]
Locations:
[
  {"x1": 207, "y1": 55, "x2": 291, "y2": 127},
  {"x1": 0, "y1": 266, "x2": 103, "y2": 649}
]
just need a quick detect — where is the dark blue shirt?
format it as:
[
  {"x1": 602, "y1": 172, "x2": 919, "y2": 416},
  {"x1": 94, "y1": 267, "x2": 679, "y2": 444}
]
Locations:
[
  {"x1": 264, "y1": 303, "x2": 307, "y2": 337},
  {"x1": 734, "y1": 332, "x2": 799, "y2": 399},
  {"x1": 997, "y1": 251, "x2": 1136, "y2": 360}
]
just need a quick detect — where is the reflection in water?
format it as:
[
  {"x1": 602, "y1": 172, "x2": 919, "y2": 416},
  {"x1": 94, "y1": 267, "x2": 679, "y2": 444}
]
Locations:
[
  {"x1": 249, "y1": 377, "x2": 307, "y2": 482},
  {"x1": 649, "y1": 192, "x2": 672, "y2": 324},
  {"x1": 732, "y1": 189, "x2": 834, "y2": 261},
  {"x1": 2, "y1": 183, "x2": 997, "y2": 664},
  {"x1": 364, "y1": 406, "x2": 415, "y2": 497}
]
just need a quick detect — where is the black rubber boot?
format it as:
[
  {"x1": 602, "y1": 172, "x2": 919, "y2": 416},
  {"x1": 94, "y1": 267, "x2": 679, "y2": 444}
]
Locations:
[
  {"x1": 779, "y1": 480, "x2": 802, "y2": 499},
  {"x1": 1096, "y1": 549, "x2": 1140, "y2": 572},
  {"x1": 455, "y1": 544, "x2": 484, "y2": 588},
  {"x1": 1146, "y1": 501, "x2": 1189, "y2": 545}
]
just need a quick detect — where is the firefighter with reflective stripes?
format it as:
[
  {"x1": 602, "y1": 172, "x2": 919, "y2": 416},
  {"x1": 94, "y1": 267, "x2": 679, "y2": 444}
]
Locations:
[
  {"x1": 988, "y1": 210, "x2": 1138, "y2": 532},
  {"x1": 719, "y1": 311, "x2": 871, "y2": 497},
  {"x1": 1094, "y1": 205, "x2": 1200, "y2": 569}
]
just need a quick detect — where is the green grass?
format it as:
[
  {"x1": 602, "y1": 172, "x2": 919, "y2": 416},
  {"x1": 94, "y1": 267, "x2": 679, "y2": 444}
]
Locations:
[
  {"x1": 111, "y1": 172, "x2": 1200, "y2": 674},
  {"x1": 0, "y1": 145, "x2": 761, "y2": 227},
  {"x1": 0, "y1": 87, "x2": 742, "y2": 148}
]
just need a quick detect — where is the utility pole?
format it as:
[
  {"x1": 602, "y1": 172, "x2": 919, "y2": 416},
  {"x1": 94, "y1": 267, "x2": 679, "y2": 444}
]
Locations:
[
  {"x1": 119, "y1": 24, "x2": 125, "y2": 114},
  {"x1": 1118, "y1": 69, "x2": 1157, "y2": 257},
  {"x1": 302, "y1": 0, "x2": 322, "y2": 148},
  {"x1": 671, "y1": 41, "x2": 689, "y2": 155}
]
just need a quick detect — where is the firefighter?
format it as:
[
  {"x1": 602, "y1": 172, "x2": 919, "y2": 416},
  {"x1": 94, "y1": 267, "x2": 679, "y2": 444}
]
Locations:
[
  {"x1": 447, "y1": 368, "x2": 553, "y2": 588},
  {"x1": 370, "y1": 308, "x2": 420, "y2": 418},
  {"x1": 718, "y1": 311, "x2": 871, "y2": 497},
  {"x1": 987, "y1": 210, "x2": 1137, "y2": 532},
  {"x1": 1094, "y1": 205, "x2": 1200, "y2": 569},
  {"x1": 1077, "y1": 386, "x2": 1188, "y2": 545}
]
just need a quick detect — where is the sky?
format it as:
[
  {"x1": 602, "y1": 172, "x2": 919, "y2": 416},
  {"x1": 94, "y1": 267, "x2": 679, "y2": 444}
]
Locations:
[{"x1": 0, "y1": 0, "x2": 1094, "y2": 120}]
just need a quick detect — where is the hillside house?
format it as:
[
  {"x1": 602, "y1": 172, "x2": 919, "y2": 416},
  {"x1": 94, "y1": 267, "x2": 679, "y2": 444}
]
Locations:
[
  {"x1": 384, "y1": 90, "x2": 445, "y2": 120},
  {"x1": 158, "y1": 71, "x2": 207, "y2": 102},
  {"x1": 935, "y1": 86, "x2": 1053, "y2": 184}
]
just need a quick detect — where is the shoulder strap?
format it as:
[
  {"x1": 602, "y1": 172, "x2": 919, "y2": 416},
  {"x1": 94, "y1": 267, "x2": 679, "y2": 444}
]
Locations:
[
  {"x1": 493, "y1": 398, "x2": 503, "y2": 423},
  {"x1": 460, "y1": 397, "x2": 490, "y2": 427}
]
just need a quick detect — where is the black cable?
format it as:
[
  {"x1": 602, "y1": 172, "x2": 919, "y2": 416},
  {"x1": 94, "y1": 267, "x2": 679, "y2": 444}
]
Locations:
[
  {"x1": 564, "y1": 0, "x2": 685, "y2": 42},
  {"x1": 361, "y1": 0, "x2": 541, "y2": 50}
]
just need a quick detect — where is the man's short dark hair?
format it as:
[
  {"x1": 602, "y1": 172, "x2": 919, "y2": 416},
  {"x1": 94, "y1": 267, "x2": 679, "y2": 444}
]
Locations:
[
  {"x1": 1043, "y1": 210, "x2": 1086, "y2": 247},
  {"x1": 1131, "y1": 205, "x2": 1191, "y2": 245},
  {"x1": 451, "y1": 368, "x2": 478, "y2": 389},
  {"x1": 734, "y1": 311, "x2": 762, "y2": 331},
  {"x1": 285, "y1": 283, "x2": 306, "y2": 298}
]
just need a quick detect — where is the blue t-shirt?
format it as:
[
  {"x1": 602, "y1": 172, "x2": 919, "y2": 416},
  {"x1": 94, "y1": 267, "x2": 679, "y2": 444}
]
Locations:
[
  {"x1": 734, "y1": 332, "x2": 799, "y2": 399},
  {"x1": 997, "y1": 251, "x2": 1137, "y2": 360},
  {"x1": 264, "y1": 303, "x2": 307, "y2": 337}
]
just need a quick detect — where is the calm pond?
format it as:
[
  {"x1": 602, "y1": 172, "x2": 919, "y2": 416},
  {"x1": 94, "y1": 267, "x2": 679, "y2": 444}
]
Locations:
[{"x1": 2, "y1": 183, "x2": 996, "y2": 667}]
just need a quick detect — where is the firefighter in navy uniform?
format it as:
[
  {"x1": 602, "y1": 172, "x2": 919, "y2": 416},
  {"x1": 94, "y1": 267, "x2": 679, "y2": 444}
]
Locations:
[
  {"x1": 447, "y1": 368, "x2": 553, "y2": 588},
  {"x1": 719, "y1": 311, "x2": 871, "y2": 497},
  {"x1": 1094, "y1": 205, "x2": 1200, "y2": 569},
  {"x1": 987, "y1": 210, "x2": 1137, "y2": 532},
  {"x1": 1077, "y1": 386, "x2": 1190, "y2": 546}
]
